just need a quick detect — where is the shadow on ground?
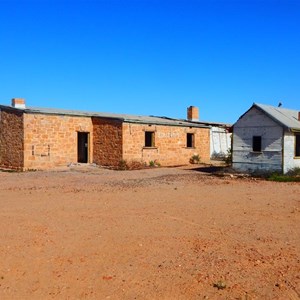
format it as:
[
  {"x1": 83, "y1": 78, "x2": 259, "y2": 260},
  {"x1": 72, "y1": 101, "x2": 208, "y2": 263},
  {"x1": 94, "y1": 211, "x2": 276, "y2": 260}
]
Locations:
[
  {"x1": 184, "y1": 164, "x2": 234, "y2": 175},
  {"x1": 191, "y1": 166, "x2": 230, "y2": 174}
]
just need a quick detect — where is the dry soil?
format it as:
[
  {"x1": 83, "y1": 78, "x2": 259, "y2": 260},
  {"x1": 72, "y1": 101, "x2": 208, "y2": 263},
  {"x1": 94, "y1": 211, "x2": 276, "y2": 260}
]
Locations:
[{"x1": 0, "y1": 165, "x2": 299, "y2": 300}]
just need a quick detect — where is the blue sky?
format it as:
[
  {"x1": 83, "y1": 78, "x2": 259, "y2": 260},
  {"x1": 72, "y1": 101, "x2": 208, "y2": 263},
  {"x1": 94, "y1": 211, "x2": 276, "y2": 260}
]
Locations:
[{"x1": 0, "y1": 0, "x2": 299, "y2": 123}]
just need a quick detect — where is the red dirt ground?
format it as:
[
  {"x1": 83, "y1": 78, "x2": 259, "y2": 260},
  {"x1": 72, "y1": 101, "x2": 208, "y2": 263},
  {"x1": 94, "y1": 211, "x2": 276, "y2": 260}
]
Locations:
[{"x1": 0, "y1": 165, "x2": 299, "y2": 299}]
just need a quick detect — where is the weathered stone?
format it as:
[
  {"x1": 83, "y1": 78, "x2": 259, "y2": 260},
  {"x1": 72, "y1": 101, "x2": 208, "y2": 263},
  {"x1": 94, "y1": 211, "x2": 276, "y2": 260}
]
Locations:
[
  {"x1": 0, "y1": 108, "x2": 210, "y2": 170},
  {"x1": 0, "y1": 109, "x2": 24, "y2": 170}
]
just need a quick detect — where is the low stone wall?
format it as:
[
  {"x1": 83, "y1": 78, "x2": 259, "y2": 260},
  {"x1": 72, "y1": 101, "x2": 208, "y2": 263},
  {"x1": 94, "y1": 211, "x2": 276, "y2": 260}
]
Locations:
[{"x1": 0, "y1": 109, "x2": 24, "y2": 170}]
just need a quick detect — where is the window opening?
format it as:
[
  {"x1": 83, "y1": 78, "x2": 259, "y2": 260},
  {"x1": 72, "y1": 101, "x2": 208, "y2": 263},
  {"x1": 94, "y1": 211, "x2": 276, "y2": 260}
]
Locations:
[
  {"x1": 186, "y1": 133, "x2": 195, "y2": 148},
  {"x1": 145, "y1": 131, "x2": 155, "y2": 147},
  {"x1": 295, "y1": 134, "x2": 300, "y2": 157},
  {"x1": 252, "y1": 136, "x2": 262, "y2": 152}
]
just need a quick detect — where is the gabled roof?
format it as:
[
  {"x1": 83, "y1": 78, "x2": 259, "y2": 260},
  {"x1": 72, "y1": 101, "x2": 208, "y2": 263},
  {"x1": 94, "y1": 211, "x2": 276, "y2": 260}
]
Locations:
[
  {"x1": 254, "y1": 103, "x2": 300, "y2": 130},
  {"x1": 235, "y1": 103, "x2": 300, "y2": 131},
  {"x1": 0, "y1": 104, "x2": 210, "y2": 128}
]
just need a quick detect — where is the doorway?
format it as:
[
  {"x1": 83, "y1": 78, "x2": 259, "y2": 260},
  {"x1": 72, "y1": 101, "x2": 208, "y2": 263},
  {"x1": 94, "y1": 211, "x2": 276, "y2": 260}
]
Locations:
[{"x1": 77, "y1": 132, "x2": 89, "y2": 163}]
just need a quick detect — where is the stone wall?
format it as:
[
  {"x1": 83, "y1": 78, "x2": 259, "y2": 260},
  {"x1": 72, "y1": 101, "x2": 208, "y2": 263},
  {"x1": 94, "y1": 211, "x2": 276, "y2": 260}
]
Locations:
[
  {"x1": 24, "y1": 113, "x2": 93, "y2": 170},
  {"x1": 92, "y1": 118, "x2": 123, "y2": 166},
  {"x1": 0, "y1": 108, "x2": 24, "y2": 170},
  {"x1": 122, "y1": 123, "x2": 210, "y2": 166},
  {"x1": 0, "y1": 110, "x2": 210, "y2": 170}
]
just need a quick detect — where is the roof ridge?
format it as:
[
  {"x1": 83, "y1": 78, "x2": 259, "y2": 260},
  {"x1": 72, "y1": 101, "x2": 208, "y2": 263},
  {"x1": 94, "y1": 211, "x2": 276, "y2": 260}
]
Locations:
[
  {"x1": 255, "y1": 102, "x2": 299, "y2": 113},
  {"x1": 253, "y1": 103, "x2": 300, "y2": 130}
]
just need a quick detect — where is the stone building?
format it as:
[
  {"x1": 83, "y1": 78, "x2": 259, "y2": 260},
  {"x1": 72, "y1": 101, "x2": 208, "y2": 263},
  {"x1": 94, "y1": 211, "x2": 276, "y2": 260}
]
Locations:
[{"x1": 0, "y1": 98, "x2": 212, "y2": 170}]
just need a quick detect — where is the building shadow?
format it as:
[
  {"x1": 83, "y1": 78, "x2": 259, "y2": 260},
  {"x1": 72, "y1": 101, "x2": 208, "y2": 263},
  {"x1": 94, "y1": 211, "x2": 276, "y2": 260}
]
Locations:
[{"x1": 191, "y1": 165, "x2": 228, "y2": 174}]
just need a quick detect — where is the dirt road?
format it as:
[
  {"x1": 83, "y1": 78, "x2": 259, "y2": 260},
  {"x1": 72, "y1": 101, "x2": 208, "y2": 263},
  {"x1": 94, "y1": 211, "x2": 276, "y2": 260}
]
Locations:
[{"x1": 0, "y1": 165, "x2": 299, "y2": 299}]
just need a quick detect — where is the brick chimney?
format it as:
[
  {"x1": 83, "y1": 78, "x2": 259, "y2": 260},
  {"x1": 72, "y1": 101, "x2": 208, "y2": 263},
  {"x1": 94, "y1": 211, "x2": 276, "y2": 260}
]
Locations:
[
  {"x1": 11, "y1": 98, "x2": 26, "y2": 109},
  {"x1": 298, "y1": 111, "x2": 300, "y2": 121},
  {"x1": 187, "y1": 106, "x2": 199, "y2": 121}
]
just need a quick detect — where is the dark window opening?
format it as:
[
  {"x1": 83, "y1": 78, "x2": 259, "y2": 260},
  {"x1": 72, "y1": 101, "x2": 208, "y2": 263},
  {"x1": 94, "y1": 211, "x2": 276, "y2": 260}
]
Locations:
[
  {"x1": 187, "y1": 133, "x2": 195, "y2": 148},
  {"x1": 145, "y1": 131, "x2": 155, "y2": 147},
  {"x1": 296, "y1": 134, "x2": 300, "y2": 157},
  {"x1": 252, "y1": 136, "x2": 262, "y2": 152}
]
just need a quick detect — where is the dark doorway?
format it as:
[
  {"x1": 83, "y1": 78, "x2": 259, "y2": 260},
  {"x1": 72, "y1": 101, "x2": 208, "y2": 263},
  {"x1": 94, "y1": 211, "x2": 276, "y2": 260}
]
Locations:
[{"x1": 78, "y1": 132, "x2": 89, "y2": 163}]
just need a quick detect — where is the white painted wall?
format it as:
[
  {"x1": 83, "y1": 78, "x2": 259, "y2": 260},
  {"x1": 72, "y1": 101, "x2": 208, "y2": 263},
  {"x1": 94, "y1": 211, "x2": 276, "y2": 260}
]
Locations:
[
  {"x1": 210, "y1": 126, "x2": 231, "y2": 159},
  {"x1": 283, "y1": 132, "x2": 300, "y2": 173},
  {"x1": 233, "y1": 107, "x2": 283, "y2": 173}
]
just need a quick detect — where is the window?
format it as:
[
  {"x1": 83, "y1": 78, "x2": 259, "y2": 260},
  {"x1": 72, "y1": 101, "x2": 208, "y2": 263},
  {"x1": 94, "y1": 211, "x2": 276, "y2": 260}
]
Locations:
[
  {"x1": 296, "y1": 134, "x2": 300, "y2": 157},
  {"x1": 252, "y1": 136, "x2": 262, "y2": 152},
  {"x1": 145, "y1": 131, "x2": 155, "y2": 147},
  {"x1": 186, "y1": 133, "x2": 195, "y2": 148}
]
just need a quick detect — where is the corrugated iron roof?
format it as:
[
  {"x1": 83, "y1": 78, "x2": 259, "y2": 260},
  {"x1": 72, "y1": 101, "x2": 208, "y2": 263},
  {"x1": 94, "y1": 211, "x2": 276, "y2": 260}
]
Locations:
[
  {"x1": 0, "y1": 104, "x2": 211, "y2": 128},
  {"x1": 254, "y1": 103, "x2": 300, "y2": 130}
]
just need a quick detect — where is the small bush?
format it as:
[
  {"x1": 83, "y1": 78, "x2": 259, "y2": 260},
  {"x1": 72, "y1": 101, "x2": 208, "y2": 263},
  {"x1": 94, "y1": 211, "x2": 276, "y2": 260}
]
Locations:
[
  {"x1": 149, "y1": 160, "x2": 155, "y2": 167},
  {"x1": 190, "y1": 154, "x2": 201, "y2": 164},
  {"x1": 224, "y1": 147, "x2": 232, "y2": 165},
  {"x1": 149, "y1": 160, "x2": 161, "y2": 168},
  {"x1": 118, "y1": 159, "x2": 128, "y2": 170}
]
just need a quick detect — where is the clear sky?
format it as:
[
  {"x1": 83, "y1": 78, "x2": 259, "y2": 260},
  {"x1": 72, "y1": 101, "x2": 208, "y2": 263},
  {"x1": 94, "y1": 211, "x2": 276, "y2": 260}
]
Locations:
[{"x1": 0, "y1": 0, "x2": 299, "y2": 123}]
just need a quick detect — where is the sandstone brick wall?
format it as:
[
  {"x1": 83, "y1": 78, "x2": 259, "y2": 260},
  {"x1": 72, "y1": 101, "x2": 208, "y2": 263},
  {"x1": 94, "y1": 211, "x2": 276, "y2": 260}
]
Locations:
[
  {"x1": 23, "y1": 114, "x2": 93, "y2": 170},
  {"x1": 122, "y1": 123, "x2": 210, "y2": 166},
  {"x1": 92, "y1": 118, "x2": 123, "y2": 166},
  {"x1": 0, "y1": 109, "x2": 24, "y2": 170},
  {"x1": 0, "y1": 109, "x2": 210, "y2": 170}
]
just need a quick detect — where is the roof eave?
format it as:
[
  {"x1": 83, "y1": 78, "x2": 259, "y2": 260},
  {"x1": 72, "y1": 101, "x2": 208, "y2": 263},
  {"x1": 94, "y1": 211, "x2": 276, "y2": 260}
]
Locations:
[
  {"x1": 290, "y1": 128, "x2": 300, "y2": 133},
  {"x1": 23, "y1": 108, "x2": 126, "y2": 121},
  {"x1": 124, "y1": 119, "x2": 209, "y2": 128},
  {"x1": 0, "y1": 105, "x2": 25, "y2": 112}
]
